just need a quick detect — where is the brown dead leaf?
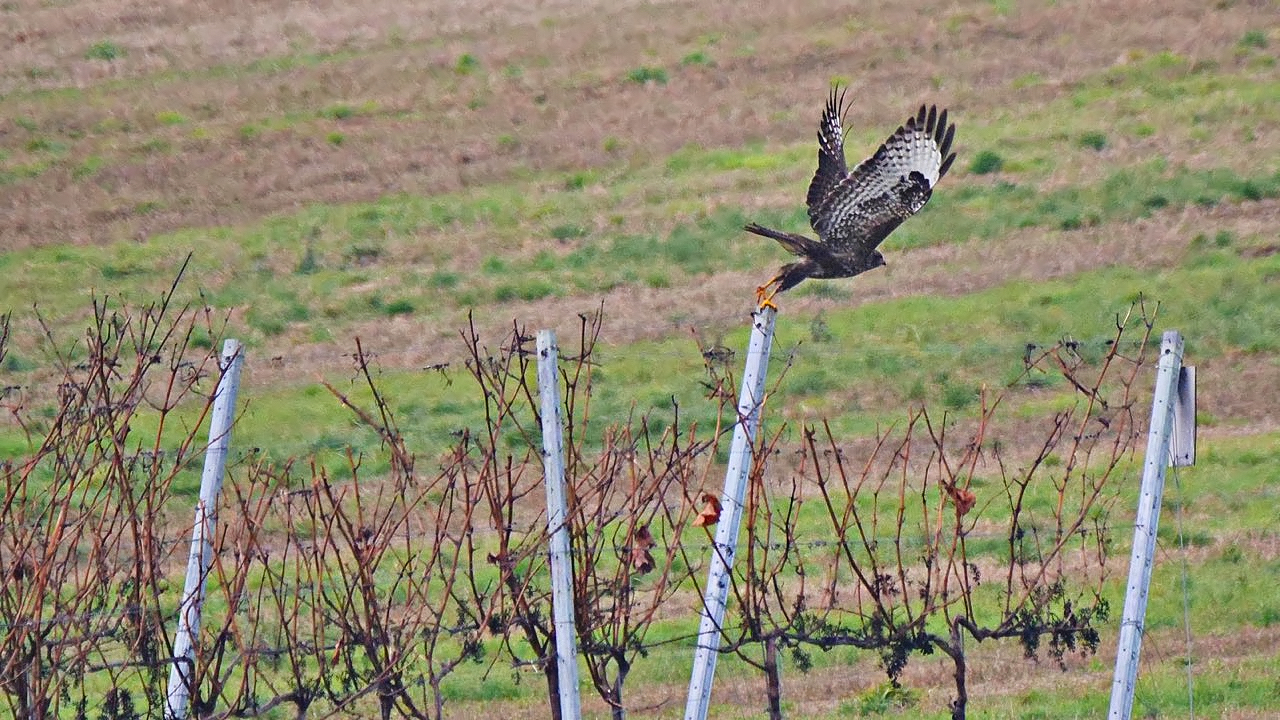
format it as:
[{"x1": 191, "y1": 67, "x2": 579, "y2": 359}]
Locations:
[
  {"x1": 692, "y1": 493, "x2": 722, "y2": 527},
  {"x1": 946, "y1": 484, "x2": 977, "y2": 517},
  {"x1": 630, "y1": 525, "x2": 656, "y2": 574}
]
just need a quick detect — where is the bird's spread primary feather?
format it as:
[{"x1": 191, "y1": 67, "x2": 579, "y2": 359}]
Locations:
[
  {"x1": 809, "y1": 96, "x2": 956, "y2": 250},
  {"x1": 748, "y1": 87, "x2": 957, "y2": 306}
]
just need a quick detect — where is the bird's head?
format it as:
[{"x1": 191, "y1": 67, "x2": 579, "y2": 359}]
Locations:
[{"x1": 872, "y1": 251, "x2": 886, "y2": 269}]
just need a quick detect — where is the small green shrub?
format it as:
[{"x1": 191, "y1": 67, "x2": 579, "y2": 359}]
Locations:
[
  {"x1": 493, "y1": 280, "x2": 555, "y2": 303},
  {"x1": 1234, "y1": 179, "x2": 1264, "y2": 201},
  {"x1": 1239, "y1": 30, "x2": 1267, "y2": 49},
  {"x1": 788, "y1": 366, "x2": 838, "y2": 397},
  {"x1": 429, "y1": 270, "x2": 460, "y2": 288},
  {"x1": 251, "y1": 314, "x2": 287, "y2": 337},
  {"x1": 3, "y1": 352, "x2": 36, "y2": 372},
  {"x1": 155, "y1": 111, "x2": 187, "y2": 125},
  {"x1": 1143, "y1": 194, "x2": 1169, "y2": 211},
  {"x1": 320, "y1": 104, "x2": 355, "y2": 120},
  {"x1": 72, "y1": 156, "x2": 105, "y2": 180},
  {"x1": 970, "y1": 150, "x2": 1004, "y2": 175},
  {"x1": 942, "y1": 382, "x2": 977, "y2": 410},
  {"x1": 295, "y1": 244, "x2": 320, "y2": 275},
  {"x1": 809, "y1": 312, "x2": 833, "y2": 343},
  {"x1": 626, "y1": 66, "x2": 668, "y2": 85},
  {"x1": 326, "y1": 132, "x2": 345, "y2": 146},
  {"x1": 517, "y1": 281, "x2": 555, "y2": 301},
  {"x1": 680, "y1": 51, "x2": 713, "y2": 67},
  {"x1": 531, "y1": 251, "x2": 557, "y2": 271},
  {"x1": 455, "y1": 53, "x2": 480, "y2": 74},
  {"x1": 1261, "y1": 607, "x2": 1280, "y2": 627},
  {"x1": 384, "y1": 299, "x2": 414, "y2": 316},
  {"x1": 846, "y1": 681, "x2": 920, "y2": 715},
  {"x1": 137, "y1": 138, "x2": 171, "y2": 154},
  {"x1": 85, "y1": 40, "x2": 124, "y2": 61},
  {"x1": 344, "y1": 244, "x2": 383, "y2": 266},
  {"x1": 1078, "y1": 131, "x2": 1107, "y2": 150},
  {"x1": 644, "y1": 273, "x2": 671, "y2": 289},
  {"x1": 550, "y1": 224, "x2": 587, "y2": 241},
  {"x1": 25, "y1": 137, "x2": 67, "y2": 154}
]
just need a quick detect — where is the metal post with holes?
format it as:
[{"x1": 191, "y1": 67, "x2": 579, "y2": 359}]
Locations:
[
  {"x1": 166, "y1": 339, "x2": 244, "y2": 720},
  {"x1": 684, "y1": 306, "x2": 776, "y2": 720},
  {"x1": 537, "y1": 330, "x2": 582, "y2": 720},
  {"x1": 1108, "y1": 331, "x2": 1195, "y2": 719}
]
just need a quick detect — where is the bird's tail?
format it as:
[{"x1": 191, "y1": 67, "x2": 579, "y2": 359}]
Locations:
[{"x1": 744, "y1": 222, "x2": 815, "y2": 256}]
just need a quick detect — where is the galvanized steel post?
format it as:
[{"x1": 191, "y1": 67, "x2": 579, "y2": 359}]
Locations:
[
  {"x1": 1108, "y1": 331, "x2": 1186, "y2": 719},
  {"x1": 685, "y1": 307, "x2": 776, "y2": 720},
  {"x1": 537, "y1": 330, "x2": 582, "y2": 720},
  {"x1": 166, "y1": 339, "x2": 244, "y2": 719}
]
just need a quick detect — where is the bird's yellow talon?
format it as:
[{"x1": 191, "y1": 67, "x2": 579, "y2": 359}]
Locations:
[
  {"x1": 755, "y1": 275, "x2": 783, "y2": 311},
  {"x1": 755, "y1": 284, "x2": 780, "y2": 311}
]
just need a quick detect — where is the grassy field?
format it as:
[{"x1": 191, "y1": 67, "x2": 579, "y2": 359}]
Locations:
[{"x1": 2, "y1": 0, "x2": 1279, "y2": 716}]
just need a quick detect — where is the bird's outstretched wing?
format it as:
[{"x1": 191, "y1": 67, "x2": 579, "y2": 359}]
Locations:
[
  {"x1": 808, "y1": 102, "x2": 957, "y2": 252},
  {"x1": 805, "y1": 87, "x2": 849, "y2": 225}
]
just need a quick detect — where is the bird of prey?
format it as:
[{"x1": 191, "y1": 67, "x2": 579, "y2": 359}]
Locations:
[{"x1": 747, "y1": 88, "x2": 957, "y2": 309}]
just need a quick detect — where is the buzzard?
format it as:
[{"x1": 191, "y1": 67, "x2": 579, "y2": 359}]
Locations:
[{"x1": 748, "y1": 88, "x2": 957, "y2": 309}]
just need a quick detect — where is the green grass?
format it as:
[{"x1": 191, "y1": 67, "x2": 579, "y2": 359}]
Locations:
[
  {"x1": 9, "y1": 243, "x2": 1268, "y2": 475},
  {"x1": 5, "y1": 155, "x2": 1275, "y2": 342}
]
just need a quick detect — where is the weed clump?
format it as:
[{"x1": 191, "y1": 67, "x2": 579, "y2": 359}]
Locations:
[
  {"x1": 1078, "y1": 131, "x2": 1107, "y2": 151},
  {"x1": 550, "y1": 224, "x2": 587, "y2": 241},
  {"x1": 320, "y1": 105, "x2": 356, "y2": 120},
  {"x1": 680, "y1": 51, "x2": 713, "y2": 67},
  {"x1": 969, "y1": 150, "x2": 1004, "y2": 175},
  {"x1": 455, "y1": 53, "x2": 480, "y2": 74},
  {"x1": 85, "y1": 40, "x2": 124, "y2": 61},
  {"x1": 626, "y1": 66, "x2": 668, "y2": 85},
  {"x1": 1239, "y1": 30, "x2": 1267, "y2": 49}
]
